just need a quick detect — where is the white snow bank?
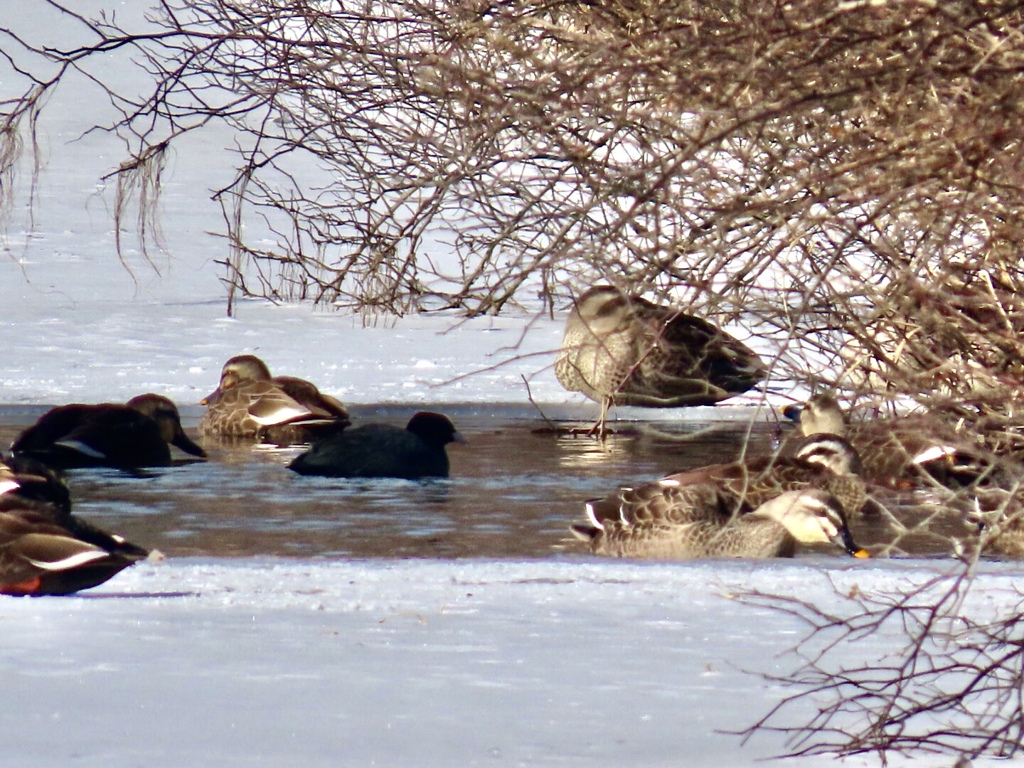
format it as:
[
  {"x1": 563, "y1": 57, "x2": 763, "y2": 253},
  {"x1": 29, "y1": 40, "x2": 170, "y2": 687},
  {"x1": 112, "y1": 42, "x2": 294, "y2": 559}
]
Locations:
[
  {"x1": 0, "y1": 294, "x2": 572, "y2": 406},
  {"x1": 5, "y1": 556, "x2": 1015, "y2": 768}
]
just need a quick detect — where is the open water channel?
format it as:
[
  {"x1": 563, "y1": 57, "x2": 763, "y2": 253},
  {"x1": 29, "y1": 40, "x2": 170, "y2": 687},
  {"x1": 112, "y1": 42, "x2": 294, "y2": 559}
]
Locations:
[{"x1": 0, "y1": 404, "x2": 975, "y2": 562}]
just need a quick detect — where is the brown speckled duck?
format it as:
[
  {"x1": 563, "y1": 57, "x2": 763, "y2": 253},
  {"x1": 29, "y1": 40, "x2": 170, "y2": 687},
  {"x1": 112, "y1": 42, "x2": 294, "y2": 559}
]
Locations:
[
  {"x1": 199, "y1": 354, "x2": 351, "y2": 445},
  {"x1": 964, "y1": 491, "x2": 1024, "y2": 559},
  {"x1": 651, "y1": 433, "x2": 868, "y2": 521},
  {"x1": 572, "y1": 487, "x2": 867, "y2": 560},
  {"x1": 555, "y1": 285, "x2": 766, "y2": 434},
  {"x1": 11, "y1": 394, "x2": 206, "y2": 469},
  {"x1": 0, "y1": 457, "x2": 151, "y2": 595},
  {"x1": 783, "y1": 394, "x2": 993, "y2": 488}
]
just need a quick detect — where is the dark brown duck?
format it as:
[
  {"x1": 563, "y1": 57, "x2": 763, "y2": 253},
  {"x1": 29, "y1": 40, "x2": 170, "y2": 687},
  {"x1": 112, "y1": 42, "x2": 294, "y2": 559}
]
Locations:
[
  {"x1": 11, "y1": 394, "x2": 206, "y2": 469},
  {"x1": 0, "y1": 457, "x2": 151, "y2": 595}
]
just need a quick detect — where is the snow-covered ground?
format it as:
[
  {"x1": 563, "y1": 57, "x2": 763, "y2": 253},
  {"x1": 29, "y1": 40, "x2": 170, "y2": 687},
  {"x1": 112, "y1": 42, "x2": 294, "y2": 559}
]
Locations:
[
  {"x1": 9, "y1": 555, "x2": 1019, "y2": 768},
  {"x1": 1, "y1": 5, "x2": 1017, "y2": 767}
]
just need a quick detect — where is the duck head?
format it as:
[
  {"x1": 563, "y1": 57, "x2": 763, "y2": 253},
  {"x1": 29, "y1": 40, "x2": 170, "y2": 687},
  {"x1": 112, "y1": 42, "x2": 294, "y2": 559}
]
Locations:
[
  {"x1": 755, "y1": 489, "x2": 869, "y2": 558},
  {"x1": 128, "y1": 394, "x2": 207, "y2": 458}
]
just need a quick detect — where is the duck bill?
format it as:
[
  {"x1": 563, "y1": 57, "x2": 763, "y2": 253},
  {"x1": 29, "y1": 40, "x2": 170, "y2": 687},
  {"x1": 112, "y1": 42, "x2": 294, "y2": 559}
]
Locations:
[
  {"x1": 781, "y1": 404, "x2": 803, "y2": 423},
  {"x1": 200, "y1": 387, "x2": 221, "y2": 407},
  {"x1": 834, "y1": 528, "x2": 870, "y2": 558},
  {"x1": 172, "y1": 429, "x2": 207, "y2": 458}
]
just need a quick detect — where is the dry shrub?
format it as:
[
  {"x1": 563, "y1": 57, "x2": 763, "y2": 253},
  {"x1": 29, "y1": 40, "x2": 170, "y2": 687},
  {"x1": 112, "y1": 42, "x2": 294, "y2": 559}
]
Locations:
[{"x1": 4, "y1": 2, "x2": 1024, "y2": 414}]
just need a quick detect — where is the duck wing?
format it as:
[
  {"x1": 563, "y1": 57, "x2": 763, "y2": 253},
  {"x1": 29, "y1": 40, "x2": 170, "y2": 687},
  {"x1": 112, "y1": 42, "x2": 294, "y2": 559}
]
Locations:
[{"x1": 273, "y1": 377, "x2": 351, "y2": 424}]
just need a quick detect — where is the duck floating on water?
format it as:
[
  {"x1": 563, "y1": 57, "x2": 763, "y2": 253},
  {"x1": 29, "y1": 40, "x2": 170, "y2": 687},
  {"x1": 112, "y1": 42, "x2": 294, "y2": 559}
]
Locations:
[
  {"x1": 783, "y1": 394, "x2": 994, "y2": 489},
  {"x1": 0, "y1": 457, "x2": 152, "y2": 595},
  {"x1": 573, "y1": 486, "x2": 868, "y2": 560},
  {"x1": 11, "y1": 394, "x2": 205, "y2": 469},
  {"x1": 199, "y1": 354, "x2": 351, "y2": 445}
]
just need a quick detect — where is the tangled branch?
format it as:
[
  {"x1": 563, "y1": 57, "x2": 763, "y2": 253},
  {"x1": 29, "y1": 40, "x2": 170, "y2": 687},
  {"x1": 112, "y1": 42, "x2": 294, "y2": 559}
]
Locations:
[{"x1": 737, "y1": 563, "x2": 1024, "y2": 762}]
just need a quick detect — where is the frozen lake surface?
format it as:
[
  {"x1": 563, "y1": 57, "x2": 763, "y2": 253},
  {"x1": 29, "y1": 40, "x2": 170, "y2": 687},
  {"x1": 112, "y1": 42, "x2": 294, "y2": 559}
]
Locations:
[{"x1": 9, "y1": 555, "x2": 1020, "y2": 768}]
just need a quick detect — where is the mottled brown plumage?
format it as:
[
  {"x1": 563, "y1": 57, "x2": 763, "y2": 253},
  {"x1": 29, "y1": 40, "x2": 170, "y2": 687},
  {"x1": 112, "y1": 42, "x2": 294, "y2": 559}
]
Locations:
[
  {"x1": 573, "y1": 488, "x2": 866, "y2": 560},
  {"x1": 584, "y1": 480, "x2": 747, "y2": 529},
  {"x1": 199, "y1": 355, "x2": 350, "y2": 444},
  {"x1": 555, "y1": 286, "x2": 766, "y2": 432},
  {"x1": 657, "y1": 434, "x2": 868, "y2": 520},
  {"x1": 784, "y1": 394, "x2": 994, "y2": 488}
]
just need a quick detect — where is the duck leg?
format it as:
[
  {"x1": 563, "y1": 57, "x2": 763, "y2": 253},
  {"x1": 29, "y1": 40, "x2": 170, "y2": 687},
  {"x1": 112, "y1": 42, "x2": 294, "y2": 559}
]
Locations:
[{"x1": 585, "y1": 396, "x2": 612, "y2": 440}]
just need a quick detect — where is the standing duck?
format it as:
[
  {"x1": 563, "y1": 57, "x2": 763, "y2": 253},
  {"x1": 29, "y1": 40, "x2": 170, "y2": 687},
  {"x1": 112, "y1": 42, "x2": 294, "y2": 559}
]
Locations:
[
  {"x1": 11, "y1": 394, "x2": 206, "y2": 469},
  {"x1": 288, "y1": 412, "x2": 465, "y2": 479},
  {"x1": 0, "y1": 457, "x2": 151, "y2": 595},
  {"x1": 555, "y1": 285, "x2": 767, "y2": 434},
  {"x1": 199, "y1": 354, "x2": 351, "y2": 444},
  {"x1": 572, "y1": 487, "x2": 867, "y2": 560}
]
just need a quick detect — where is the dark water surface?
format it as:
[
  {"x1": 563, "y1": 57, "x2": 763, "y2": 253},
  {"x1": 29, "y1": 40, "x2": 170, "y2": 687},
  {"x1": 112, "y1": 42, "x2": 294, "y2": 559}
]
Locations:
[{"x1": 0, "y1": 404, "x2": 973, "y2": 560}]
